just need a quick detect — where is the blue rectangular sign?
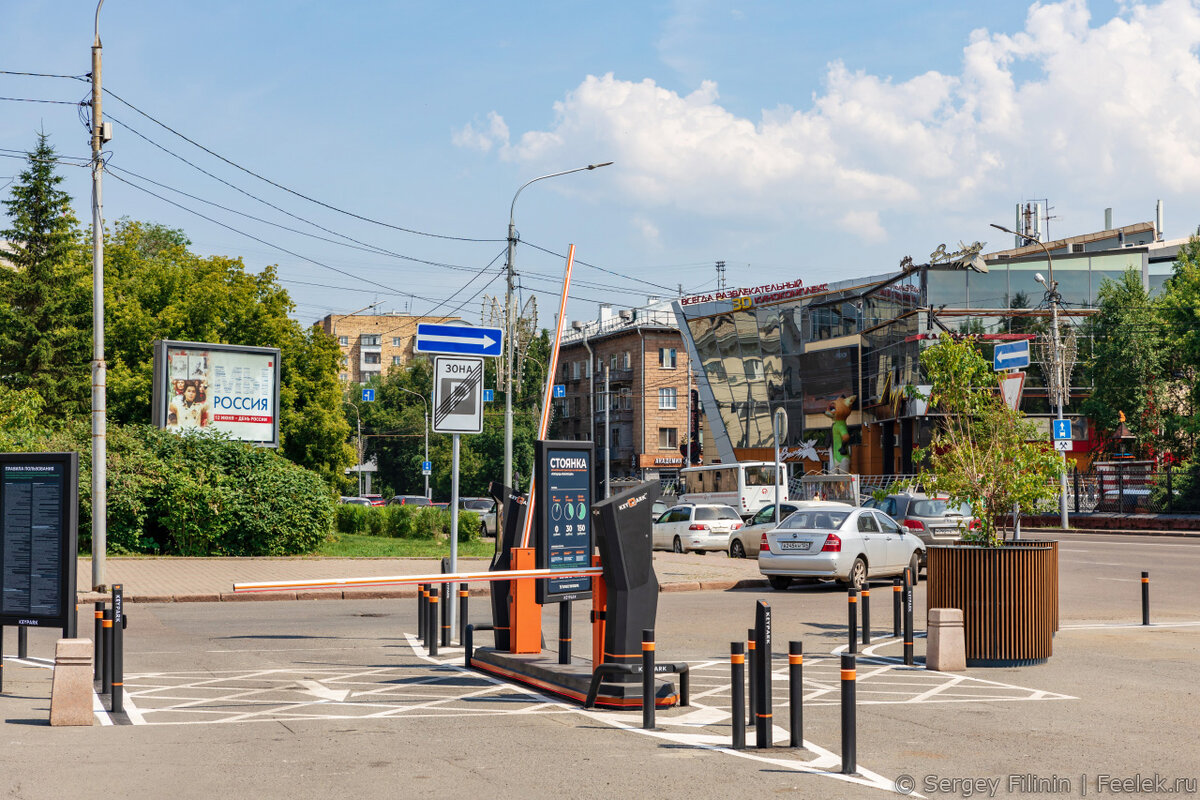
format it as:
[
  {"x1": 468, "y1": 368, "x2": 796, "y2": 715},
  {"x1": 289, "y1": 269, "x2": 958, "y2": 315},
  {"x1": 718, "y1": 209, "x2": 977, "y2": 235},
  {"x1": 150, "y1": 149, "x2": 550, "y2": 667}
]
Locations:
[
  {"x1": 414, "y1": 323, "x2": 503, "y2": 357},
  {"x1": 552, "y1": 384, "x2": 566, "y2": 398},
  {"x1": 483, "y1": 389, "x2": 494, "y2": 403},
  {"x1": 993, "y1": 339, "x2": 1031, "y2": 371},
  {"x1": 1053, "y1": 419, "x2": 1072, "y2": 440},
  {"x1": 421, "y1": 460, "x2": 432, "y2": 475},
  {"x1": 361, "y1": 388, "x2": 375, "y2": 402}
]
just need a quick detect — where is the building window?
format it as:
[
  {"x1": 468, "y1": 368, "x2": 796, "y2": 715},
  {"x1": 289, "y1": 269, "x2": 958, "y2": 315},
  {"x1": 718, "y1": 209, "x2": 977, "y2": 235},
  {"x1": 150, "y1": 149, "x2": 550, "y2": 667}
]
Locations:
[
  {"x1": 339, "y1": 372, "x2": 348, "y2": 381},
  {"x1": 609, "y1": 353, "x2": 618, "y2": 371},
  {"x1": 659, "y1": 347, "x2": 677, "y2": 369},
  {"x1": 339, "y1": 336, "x2": 349, "y2": 346},
  {"x1": 341, "y1": 355, "x2": 349, "y2": 365},
  {"x1": 392, "y1": 337, "x2": 403, "y2": 347},
  {"x1": 364, "y1": 352, "x2": 381, "y2": 364},
  {"x1": 571, "y1": 361, "x2": 581, "y2": 380},
  {"x1": 658, "y1": 427, "x2": 678, "y2": 449},
  {"x1": 392, "y1": 356, "x2": 403, "y2": 366},
  {"x1": 361, "y1": 334, "x2": 380, "y2": 346},
  {"x1": 621, "y1": 388, "x2": 632, "y2": 410},
  {"x1": 611, "y1": 427, "x2": 621, "y2": 448},
  {"x1": 622, "y1": 351, "x2": 631, "y2": 369},
  {"x1": 659, "y1": 387, "x2": 677, "y2": 410}
]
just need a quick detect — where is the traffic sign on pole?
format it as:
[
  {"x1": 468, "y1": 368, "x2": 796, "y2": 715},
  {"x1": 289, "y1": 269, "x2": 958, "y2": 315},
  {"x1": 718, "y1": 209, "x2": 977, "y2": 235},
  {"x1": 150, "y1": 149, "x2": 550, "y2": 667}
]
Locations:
[
  {"x1": 415, "y1": 324, "x2": 503, "y2": 357},
  {"x1": 421, "y1": 460, "x2": 432, "y2": 475},
  {"x1": 993, "y1": 340, "x2": 1031, "y2": 372},
  {"x1": 552, "y1": 384, "x2": 566, "y2": 398},
  {"x1": 1054, "y1": 439, "x2": 1072, "y2": 452},
  {"x1": 432, "y1": 356, "x2": 485, "y2": 434},
  {"x1": 483, "y1": 389, "x2": 494, "y2": 403},
  {"x1": 362, "y1": 388, "x2": 375, "y2": 402},
  {"x1": 1052, "y1": 419, "x2": 1072, "y2": 440}
]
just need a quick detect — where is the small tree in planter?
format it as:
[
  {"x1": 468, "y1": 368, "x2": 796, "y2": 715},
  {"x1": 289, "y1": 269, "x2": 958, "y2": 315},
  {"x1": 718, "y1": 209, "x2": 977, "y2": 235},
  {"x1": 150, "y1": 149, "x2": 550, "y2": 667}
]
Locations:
[{"x1": 910, "y1": 333, "x2": 1063, "y2": 546}]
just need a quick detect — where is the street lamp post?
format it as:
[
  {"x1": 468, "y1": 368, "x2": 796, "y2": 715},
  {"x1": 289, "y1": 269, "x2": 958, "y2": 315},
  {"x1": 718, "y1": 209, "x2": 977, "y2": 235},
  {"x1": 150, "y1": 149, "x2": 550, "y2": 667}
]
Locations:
[
  {"x1": 990, "y1": 223, "x2": 1070, "y2": 529},
  {"x1": 399, "y1": 388, "x2": 431, "y2": 500},
  {"x1": 345, "y1": 400, "x2": 363, "y2": 497},
  {"x1": 90, "y1": 0, "x2": 108, "y2": 591},
  {"x1": 503, "y1": 162, "x2": 613, "y2": 491}
]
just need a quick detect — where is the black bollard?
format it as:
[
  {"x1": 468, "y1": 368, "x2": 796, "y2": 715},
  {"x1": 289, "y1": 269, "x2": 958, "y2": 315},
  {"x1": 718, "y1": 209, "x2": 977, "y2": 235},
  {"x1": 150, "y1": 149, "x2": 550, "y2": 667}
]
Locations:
[
  {"x1": 0, "y1": 626, "x2": 4, "y2": 693},
  {"x1": 428, "y1": 587, "x2": 439, "y2": 657},
  {"x1": 111, "y1": 584, "x2": 124, "y2": 714},
  {"x1": 418, "y1": 584, "x2": 428, "y2": 641},
  {"x1": 730, "y1": 642, "x2": 746, "y2": 750},
  {"x1": 747, "y1": 628, "x2": 757, "y2": 727},
  {"x1": 441, "y1": 585, "x2": 452, "y2": 649},
  {"x1": 754, "y1": 600, "x2": 772, "y2": 749},
  {"x1": 861, "y1": 586, "x2": 871, "y2": 646},
  {"x1": 892, "y1": 578, "x2": 902, "y2": 638},
  {"x1": 847, "y1": 587, "x2": 858, "y2": 654},
  {"x1": 458, "y1": 588, "x2": 469, "y2": 646},
  {"x1": 559, "y1": 601, "x2": 572, "y2": 665},
  {"x1": 642, "y1": 629, "x2": 655, "y2": 730},
  {"x1": 464, "y1": 624, "x2": 474, "y2": 668},
  {"x1": 17, "y1": 625, "x2": 27, "y2": 660},
  {"x1": 788, "y1": 641, "x2": 803, "y2": 748},
  {"x1": 101, "y1": 608, "x2": 113, "y2": 695},
  {"x1": 903, "y1": 569, "x2": 914, "y2": 666},
  {"x1": 1142, "y1": 572, "x2": 1150, "y2": 626},
  {"x1": 94, "y1": 602, "x2": 105, "y2": 681},
  {"x1": 840, "y1": 653, "x2": 857, "y2": 775}
]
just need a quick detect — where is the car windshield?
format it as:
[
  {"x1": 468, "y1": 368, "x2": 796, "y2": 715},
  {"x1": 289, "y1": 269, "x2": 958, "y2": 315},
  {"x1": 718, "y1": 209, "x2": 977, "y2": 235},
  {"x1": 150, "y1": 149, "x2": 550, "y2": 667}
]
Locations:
[
  {"x1": 695, "y1": 506, "x2": 741, "y2": 521},
  {"x1": 778, "y1": 510, "x2": 849, "y2": 530},
  {"x1": 462, "y1": 499, "x2": 492, "y2": 511},
  {"x1": 911, "y1": 499, "x2": 972, "y2": 517}
]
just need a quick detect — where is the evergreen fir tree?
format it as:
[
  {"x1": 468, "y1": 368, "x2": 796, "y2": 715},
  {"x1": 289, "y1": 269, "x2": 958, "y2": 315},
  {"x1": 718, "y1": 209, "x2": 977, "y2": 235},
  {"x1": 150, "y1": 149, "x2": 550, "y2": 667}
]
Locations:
[{"x1": 0, "y1": 132, "x2": 91, "y2": 419}]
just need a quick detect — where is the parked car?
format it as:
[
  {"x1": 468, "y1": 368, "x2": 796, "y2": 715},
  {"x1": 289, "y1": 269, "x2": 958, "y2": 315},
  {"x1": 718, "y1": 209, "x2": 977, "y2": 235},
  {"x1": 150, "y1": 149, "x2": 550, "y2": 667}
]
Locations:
[
  {"x1": 387, "y1": 494, "x2": 432, "y2": 507},
  {"x1": 652, "y1": 498, "x2": 671, "y2": 518},
  {"x1": 460, "y1": 497, "x2": 498, "y2": 537},
  {"x1": 338, "y1": 496, "x2": 372, "y2": 506},
  {"x1": 361, "y1": 494, "x2": 385, "y2": 507},
  {"x1": 758, "y1": 503, "x2": 924, "y2": 591},
  {"x1": 729, "y1": 501, "x2": 852, "y2": 559},
  {"x1": 1095, "y1": 487, "x2": 1154, "y2": 511},
  {"x1": 652, "y1": 503, "x2": 743, "y2": 553},
  {"x1": 863, "y1": 492, "x2": 977, "y2": 563}
]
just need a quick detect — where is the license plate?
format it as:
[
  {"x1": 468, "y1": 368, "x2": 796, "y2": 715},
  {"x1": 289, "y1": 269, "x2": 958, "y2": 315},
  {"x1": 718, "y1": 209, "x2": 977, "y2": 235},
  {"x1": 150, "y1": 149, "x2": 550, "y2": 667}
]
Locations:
[{"x1": 777, "y1": 540, "x2": 811, "y2": 552}]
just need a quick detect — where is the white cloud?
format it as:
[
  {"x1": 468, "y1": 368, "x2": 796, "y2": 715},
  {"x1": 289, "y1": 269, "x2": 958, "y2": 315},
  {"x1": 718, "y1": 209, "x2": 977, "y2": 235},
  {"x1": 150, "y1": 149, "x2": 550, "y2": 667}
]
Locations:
[
  {"x1": 458, "y1": 0, "x2": 1200, "y2": 245},
  {"x1": 632, "y1": 215, "x2": 662, "y2": 245},
  {"x1": 451, "y1": 112, "x2": 510, "y2": 153}
]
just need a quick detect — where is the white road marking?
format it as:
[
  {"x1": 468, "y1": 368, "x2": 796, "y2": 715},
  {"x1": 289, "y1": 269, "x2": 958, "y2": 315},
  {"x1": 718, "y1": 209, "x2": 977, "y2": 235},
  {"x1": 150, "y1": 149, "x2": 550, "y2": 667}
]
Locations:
[{"x1": 296, "y1": 679, "x2": 351, "y2": 702}]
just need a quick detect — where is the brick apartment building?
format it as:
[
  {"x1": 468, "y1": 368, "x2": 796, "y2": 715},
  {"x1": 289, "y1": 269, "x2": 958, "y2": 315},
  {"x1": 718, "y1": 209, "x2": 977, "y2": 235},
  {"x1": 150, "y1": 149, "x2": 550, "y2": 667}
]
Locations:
[
  {"x1": 556, "y1": 302, "x2": 702, "y2": 494},
  {"x1": 319, "y1": 312, "x2": 460, "y2": 383}
]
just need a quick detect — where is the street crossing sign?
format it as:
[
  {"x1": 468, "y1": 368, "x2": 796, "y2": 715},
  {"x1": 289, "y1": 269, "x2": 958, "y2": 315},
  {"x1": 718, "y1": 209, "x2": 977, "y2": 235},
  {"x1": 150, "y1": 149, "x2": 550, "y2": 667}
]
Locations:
[
  {"x1": 432, "y1": 356, "x2": 485, "y2": 434},
  {"x1": 993, "y1": 339, "x2": 1031, "y2": 371},
  {"x1": 1052, "y1": 419, "x2": 1072, "y2": 440},
  {"x1": 415, "y1": 323, "x2": 503, "y2": 357}
]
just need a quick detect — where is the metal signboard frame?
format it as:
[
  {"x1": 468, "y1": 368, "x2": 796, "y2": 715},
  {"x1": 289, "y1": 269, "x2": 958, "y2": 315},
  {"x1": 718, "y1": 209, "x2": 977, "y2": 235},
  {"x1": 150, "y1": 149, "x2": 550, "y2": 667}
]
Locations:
[
  {"x1": 432, "y1": 356, "x2": 485, "y2": 435},
  {"x1": 0, "y1": 452, "x2": 79, "y2": 637},
  {"x1": 535, "y1": 440, "x2": 594, "y2": 604}
]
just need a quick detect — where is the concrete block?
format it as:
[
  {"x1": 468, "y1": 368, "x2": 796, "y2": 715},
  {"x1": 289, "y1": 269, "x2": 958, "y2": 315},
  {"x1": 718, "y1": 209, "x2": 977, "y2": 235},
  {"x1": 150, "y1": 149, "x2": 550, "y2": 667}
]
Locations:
[
  {"x1": 50, "y1": 638, "x2": 95, "y2": 726},
  {"x1": 926, "y1": 608, "x2": 966, "y2": 672}
]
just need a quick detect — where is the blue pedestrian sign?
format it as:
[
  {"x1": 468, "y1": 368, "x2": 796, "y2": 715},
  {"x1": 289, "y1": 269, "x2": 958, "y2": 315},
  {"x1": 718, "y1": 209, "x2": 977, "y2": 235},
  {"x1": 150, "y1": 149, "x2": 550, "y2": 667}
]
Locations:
[
  {"x1": 993, "y1": 339, "x2": 1031, "y2": 372},
  {"x1": 1052, "y1": 419, "x2": 1072, "y2": 440},
  {"x1": 421, "y1": 460, "x2": 432, "y2": 475},
  {"x1": 414, "y1": 323, "x2": 503, "y2": 357},
  {"x1": 552, "y1": 384, "x2": 566, "y2": 398},
  {"x1": 483, "y1": 389, "x2": 494, "y2": 403},
  {"x1": 362, "y1": 388, "x2": 375, "y2": 402}
]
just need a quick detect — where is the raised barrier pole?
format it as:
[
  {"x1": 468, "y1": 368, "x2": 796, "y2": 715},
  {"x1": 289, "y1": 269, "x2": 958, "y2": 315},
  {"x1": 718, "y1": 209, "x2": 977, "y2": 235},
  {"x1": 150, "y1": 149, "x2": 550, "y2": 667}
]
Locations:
[
  {"x1": 847, "y1": 588, "x2": 858, "y2": 654},
  {"x1": 840, "y1": 653, "x2": 856, "y2": 775},
  {"x1": 788, "y1": 641, "x2": 803, "y2": 748},
  {"x1": 642, "y1": 629, "x2": 655, "y2": 730},
  {"x1": 730, "y1": 641, "x2": 745, "y2": 750},
  {"x1": 1142, "y1": 571, "x2": 1150, "y2": 626}
]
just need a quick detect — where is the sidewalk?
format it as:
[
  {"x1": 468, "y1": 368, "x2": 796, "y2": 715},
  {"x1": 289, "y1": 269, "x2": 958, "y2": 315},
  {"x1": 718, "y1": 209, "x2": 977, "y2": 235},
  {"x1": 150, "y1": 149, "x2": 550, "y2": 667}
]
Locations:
[{"x1": 76, "y1": 552, "x2": 767, "y2": 604}]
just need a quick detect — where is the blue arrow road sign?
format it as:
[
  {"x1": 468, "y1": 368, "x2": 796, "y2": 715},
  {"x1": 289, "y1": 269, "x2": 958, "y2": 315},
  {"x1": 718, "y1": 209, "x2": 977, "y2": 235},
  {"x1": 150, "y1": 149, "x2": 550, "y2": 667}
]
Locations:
[
  {"x1": 553, "y1": 384, "x2": 566, "y2": 398},
  {"x1": 414, "y1": 323, "x2": 503, "y2": 357},
  {"x1": 362, "y1": 388, "x2": 375, "y2": 402},
  {"x1": 993, "y1": 339, "x2": 1031, "y2": 371},
  {"x1": 483, "y1": 389, "x2": 494, "y2": 403},
  {"x1": 1053, "y1": 419, "x2": 1072, "y2": 440}
]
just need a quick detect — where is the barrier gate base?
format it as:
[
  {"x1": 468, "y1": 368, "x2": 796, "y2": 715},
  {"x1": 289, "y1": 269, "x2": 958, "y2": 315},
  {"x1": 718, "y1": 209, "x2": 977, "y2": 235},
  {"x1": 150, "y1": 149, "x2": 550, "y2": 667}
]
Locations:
[{"x1": 469, "y1": 648, "x2": 678, "y2": 710}]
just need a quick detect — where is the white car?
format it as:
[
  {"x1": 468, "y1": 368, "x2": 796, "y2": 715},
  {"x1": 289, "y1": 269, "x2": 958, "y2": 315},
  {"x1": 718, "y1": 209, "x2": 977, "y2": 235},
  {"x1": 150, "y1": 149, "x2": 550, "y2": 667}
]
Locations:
[
  {"x1": 757, "y1": 503, "x2": 924, "y2": 590},
  {"x1": 653, "y1": 504, "x2": 744, "y2": 553}
]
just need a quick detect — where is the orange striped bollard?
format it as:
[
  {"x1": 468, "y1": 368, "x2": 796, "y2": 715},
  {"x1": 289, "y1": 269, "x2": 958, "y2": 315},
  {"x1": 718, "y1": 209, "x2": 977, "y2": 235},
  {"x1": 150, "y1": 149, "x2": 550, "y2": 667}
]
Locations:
[
  {"x1": 847, "y1": 587, "x2": 858, "y2": 653},
  {"x1": 642, "y1": 629, "x2": 655, "y2": 730},
  {"x1": 788, "y1": 641, "x2": 803, "y2": 748},
  {"x1": 1142, "y1": 572, "x2": 1150, "y2": 626},
  {"x1": 840, "y1": 653, "x2": 856, "y2": 775},
  {"x1": 730, "y1": 642, "x2": 746, "y2": 750}
]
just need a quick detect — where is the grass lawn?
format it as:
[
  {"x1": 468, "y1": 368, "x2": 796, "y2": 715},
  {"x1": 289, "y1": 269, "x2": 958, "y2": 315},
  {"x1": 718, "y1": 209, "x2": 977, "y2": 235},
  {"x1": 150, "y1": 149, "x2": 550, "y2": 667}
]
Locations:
[{"x1": 314, "y1": 533, "x2": 496, "y2": 558}]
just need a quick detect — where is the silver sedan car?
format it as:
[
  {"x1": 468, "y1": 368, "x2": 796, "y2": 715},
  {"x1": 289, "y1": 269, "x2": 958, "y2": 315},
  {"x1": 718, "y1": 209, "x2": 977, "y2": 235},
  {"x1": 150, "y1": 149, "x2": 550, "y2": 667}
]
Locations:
[
  {"x1": 757, "y1": 503, "x2": 924, "y2": 591},
  {"x1": 729, "y1": 500, "x2": 853, "y2": 559}
]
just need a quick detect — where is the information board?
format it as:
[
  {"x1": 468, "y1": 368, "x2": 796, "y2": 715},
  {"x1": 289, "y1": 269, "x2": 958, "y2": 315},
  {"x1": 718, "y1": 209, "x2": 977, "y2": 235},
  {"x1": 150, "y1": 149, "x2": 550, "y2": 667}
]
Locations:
[
  {"x1": 535, "y1": 441, "x2": 594, "y2": 604},
  {"x1": 0, "y1": 452, "x2": 78, "y2": 636}
]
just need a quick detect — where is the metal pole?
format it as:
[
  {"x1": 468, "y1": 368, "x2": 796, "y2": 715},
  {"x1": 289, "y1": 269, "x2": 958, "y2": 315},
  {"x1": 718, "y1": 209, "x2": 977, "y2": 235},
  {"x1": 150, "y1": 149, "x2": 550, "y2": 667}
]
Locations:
[
  {"x1": 604, "y1": 365, "x2": 611, "y2": 499},
  {"x1": 424, "y1": 409, "x2": 430, "y2": 500},
  {"x1": 357, "y1": 410, "x2": 363, "y2": 497},
  {"x1": 90, "y1": 0, "x2": 108, "y2": 591},
  {"x1": 686, "y1": 360, "x2": 692, "y2": 469},
  {"x1": 449, "y1": 434, "x2": 461, "y2": 637}
]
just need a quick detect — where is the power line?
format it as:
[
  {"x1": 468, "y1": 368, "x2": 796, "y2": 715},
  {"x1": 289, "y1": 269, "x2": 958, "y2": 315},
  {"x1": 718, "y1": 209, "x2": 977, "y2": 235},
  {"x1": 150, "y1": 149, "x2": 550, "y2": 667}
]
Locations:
[
  {"x1": 520, "y1": 239, "x2": 677, "y2": 293},
  {"x1": 0, "y1": 70, "x2": 86, "y2": 80},
  {"x1": 0, "y1": 95, "x2": 79, "y2": 105}
]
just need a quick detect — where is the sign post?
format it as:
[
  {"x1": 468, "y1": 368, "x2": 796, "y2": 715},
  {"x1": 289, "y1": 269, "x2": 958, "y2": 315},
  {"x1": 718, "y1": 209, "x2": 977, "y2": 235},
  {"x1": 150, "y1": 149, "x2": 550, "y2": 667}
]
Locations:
[{"x1": 773, "y1": 408, "x2": 787, "y2": 525}]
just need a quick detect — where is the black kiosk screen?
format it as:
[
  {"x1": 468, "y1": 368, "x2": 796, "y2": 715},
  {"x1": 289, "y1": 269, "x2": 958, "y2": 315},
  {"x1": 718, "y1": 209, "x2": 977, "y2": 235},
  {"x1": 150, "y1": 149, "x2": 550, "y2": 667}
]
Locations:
[{"x1": 538, "y1": 444, "x2": 593, "y2": 602}]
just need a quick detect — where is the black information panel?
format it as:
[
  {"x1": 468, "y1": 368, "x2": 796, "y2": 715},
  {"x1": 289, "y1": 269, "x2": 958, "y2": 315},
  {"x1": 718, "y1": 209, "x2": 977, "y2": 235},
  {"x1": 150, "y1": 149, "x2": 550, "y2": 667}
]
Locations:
[
  {"x1": 535, "y1": 441, "x2": 593, "y2": 604},
  {"x1": 0, "y1": 453, "x2": 78, "y2": 635}
]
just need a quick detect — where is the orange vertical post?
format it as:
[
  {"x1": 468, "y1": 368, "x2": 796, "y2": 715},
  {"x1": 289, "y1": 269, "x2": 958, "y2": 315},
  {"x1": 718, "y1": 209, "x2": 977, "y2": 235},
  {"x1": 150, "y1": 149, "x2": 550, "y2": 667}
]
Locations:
[
  {"x1": 591, "y1": 553, "x2": 608, "y2": 671},
  {"x1": 508, "y1": 547, "x2": 543, "y2": 653}
]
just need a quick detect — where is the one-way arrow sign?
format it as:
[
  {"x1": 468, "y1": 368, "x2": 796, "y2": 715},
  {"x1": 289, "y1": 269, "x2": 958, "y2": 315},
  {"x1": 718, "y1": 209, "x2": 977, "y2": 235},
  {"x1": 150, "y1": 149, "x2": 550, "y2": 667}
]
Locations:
[
  {"x1": 993, "y1": 339, "x2": 1031, "y2": 371},
  {"x1": 415, "y1": 323, "x2": 503, "y2": 357}
]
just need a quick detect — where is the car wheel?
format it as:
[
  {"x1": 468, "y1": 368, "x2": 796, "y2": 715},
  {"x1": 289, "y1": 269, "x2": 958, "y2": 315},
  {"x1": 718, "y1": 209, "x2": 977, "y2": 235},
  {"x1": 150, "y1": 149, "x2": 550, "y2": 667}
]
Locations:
[
  {"x1": 480, "y1": 522, "x2": 488, "y2": 538},
  {"x1": 908, "y1": 554, "x2": 921, "y2": 587},
  {"x1": 673, "y1": 536, "x2": 683, "y2": 554},
  {"x1": 768, "y1": 575, "x2": 792, "y2": 591},
  {"x1": 730, "y1": 539, "x2": 746, "y2": 559},
  {"x1": 847, "y1": 557, "x2": 867, "y2": 590}
]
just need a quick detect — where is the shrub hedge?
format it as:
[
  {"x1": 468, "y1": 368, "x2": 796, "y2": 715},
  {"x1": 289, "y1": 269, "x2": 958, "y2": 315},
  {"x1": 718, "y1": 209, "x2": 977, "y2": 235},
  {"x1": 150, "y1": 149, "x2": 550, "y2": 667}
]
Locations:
[{"x1": 337, "y1": 504, "x2": 479, "y2": 543}]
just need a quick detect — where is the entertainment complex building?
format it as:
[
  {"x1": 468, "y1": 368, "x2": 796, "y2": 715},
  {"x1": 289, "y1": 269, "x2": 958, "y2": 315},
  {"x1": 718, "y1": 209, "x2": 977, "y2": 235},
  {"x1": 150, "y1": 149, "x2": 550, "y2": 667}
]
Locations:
[{"x1": 671, "y1": 215, "x2": 1188, "y2": 478}]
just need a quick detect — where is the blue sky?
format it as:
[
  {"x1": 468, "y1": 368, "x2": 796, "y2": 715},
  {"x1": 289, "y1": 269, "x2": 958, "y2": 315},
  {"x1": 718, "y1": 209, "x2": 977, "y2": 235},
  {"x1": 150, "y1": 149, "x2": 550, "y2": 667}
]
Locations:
[{"x1": 4, "y1": 0, "x2": 1192, "y2": 329}]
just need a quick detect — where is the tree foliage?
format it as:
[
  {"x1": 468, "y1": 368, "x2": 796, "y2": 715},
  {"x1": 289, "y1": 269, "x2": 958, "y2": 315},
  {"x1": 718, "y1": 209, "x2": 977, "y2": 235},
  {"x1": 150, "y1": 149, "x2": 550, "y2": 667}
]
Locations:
[
  {"x1": 912, "y1": 334, "x2": 1063, "y2": 546},
  {"x1": 0, "y1": 133, "x2": 91, "y2": 419}
]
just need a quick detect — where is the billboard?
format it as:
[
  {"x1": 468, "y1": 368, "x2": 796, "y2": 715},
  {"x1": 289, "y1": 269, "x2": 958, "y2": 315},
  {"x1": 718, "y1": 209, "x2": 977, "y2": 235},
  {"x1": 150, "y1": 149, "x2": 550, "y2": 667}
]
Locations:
[{"x1": 152, "y1": 340, "x2": 281, "y2": 447}]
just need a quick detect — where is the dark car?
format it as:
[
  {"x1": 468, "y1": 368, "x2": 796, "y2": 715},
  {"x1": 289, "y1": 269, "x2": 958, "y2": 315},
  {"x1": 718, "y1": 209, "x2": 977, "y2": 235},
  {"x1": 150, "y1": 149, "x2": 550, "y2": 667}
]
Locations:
[
  {"x1": 387, "y1": 495, "x2": 432, "y2": 507},
  {"x1": 339, "y1": 496, "x2": 372, "y2": 506},
  {"x1": 460, "y1": 497, "x2": 498, "y2": 536},
  {"x1": 863, "y1": 492, "x2": 978, "y2": 564},
  {"x1": 361, "y1": 494, "x2": 385, "y2": 507}
]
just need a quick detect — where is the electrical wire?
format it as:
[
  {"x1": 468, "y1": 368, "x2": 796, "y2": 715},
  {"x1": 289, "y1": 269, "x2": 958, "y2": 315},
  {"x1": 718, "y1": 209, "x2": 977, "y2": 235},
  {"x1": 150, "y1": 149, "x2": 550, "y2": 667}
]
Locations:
[
  {"x1": 0, "y1": 96, "x2": 80, "y2": 105},
  {"x1": 520, "y1": 239, "x2": 677, "y2": 293},
  {"x1": 0, "y1": 70, "x2": 87, "y2": 80}
]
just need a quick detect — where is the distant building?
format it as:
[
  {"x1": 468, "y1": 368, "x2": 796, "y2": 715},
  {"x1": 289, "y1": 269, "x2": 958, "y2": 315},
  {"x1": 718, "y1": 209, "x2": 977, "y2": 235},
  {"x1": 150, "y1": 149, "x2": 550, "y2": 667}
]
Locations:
[
  {"x1": 318, "y1": 312, "x2": 460, "y2": 383},
  {"x1": 557, "y1": 301, "x2": 702, "y2": 493}
]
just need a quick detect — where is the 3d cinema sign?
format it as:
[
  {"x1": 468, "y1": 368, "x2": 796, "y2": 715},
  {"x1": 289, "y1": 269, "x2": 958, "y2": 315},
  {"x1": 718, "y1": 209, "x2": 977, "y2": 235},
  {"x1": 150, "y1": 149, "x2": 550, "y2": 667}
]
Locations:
[{"x1": 680, "y1": 279, "x2": 829, "y2": 307}]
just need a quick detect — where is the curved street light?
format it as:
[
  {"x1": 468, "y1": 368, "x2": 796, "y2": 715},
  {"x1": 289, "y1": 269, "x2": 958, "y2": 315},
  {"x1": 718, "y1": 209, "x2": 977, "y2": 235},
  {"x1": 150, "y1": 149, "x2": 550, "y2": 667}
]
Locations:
[
  {"x1": 990, "y1": 223, "x2": 1069, "y2": 529},
  {"x1": 503, "y1": 162, "x2": 613, "y2": 491},
  {"x1": 398, "y1": 387, "x2": 431, "y2": 500}
]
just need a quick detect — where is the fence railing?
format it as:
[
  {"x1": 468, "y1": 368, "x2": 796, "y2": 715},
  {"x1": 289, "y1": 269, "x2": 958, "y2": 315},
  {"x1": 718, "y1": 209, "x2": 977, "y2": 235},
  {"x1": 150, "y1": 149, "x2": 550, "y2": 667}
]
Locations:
[{"x1": 1064, "y1": 464, "x2": 1184, "y2": 515}]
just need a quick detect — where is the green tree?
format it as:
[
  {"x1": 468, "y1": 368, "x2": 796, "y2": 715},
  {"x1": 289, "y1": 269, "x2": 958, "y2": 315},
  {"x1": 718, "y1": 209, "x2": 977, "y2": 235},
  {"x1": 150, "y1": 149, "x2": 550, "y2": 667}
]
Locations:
[
  {"x1": 0, "y1": 385, "x2": 45, "y2": 450},
  {"x1": 911, "y1": 334, "x2": 1063, "y2": 545},
  {"x1": 1158, "y1": 236, "x2": 1200, "y2": 459},
  {"x1": 0, "y1": 133, "x2": 90, "y2": 419},
  {"x1": 1080, "y1": 270, "x2": 1165, "y2": 457}
]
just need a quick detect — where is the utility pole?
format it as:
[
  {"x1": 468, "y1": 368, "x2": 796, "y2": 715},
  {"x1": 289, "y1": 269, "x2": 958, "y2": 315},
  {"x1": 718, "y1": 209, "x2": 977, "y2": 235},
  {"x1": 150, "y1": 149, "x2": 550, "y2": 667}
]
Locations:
[
  {"x1": 716, "y1": 260, "x2": 726, "y2": 293},
  {"x1": 603, "y1": 364, "x2": 611, "y2": 499},
  {"x1": 90, "y1": 0, "x2": 109, "y2": 591}
]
